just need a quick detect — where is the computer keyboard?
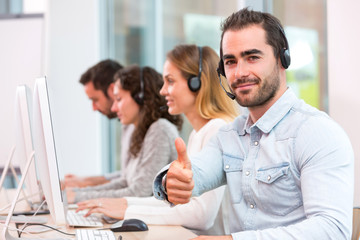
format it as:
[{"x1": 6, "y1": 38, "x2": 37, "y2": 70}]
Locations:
[
  {"x1": 76, "y1": 229, "x2": 116, "y2": 240},
  {"x1": 67, "y1": 210, "x2": 103, "y2": 227}
]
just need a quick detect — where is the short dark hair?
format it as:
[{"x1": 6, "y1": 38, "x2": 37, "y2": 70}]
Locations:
[
  {"x1": 79, "y1": 59, "x2": 123, "y2": 98},
  {"x1": 220, "y1": 8, "x2": 288, "y2": 60}
]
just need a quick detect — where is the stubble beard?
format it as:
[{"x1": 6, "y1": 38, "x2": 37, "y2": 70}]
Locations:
[
  {"x1": 106, "y1": 111, "x2": 118, "y2": 119},
  {"x1": 232, "y1": 66, "x2": 280, "y2": 108}
]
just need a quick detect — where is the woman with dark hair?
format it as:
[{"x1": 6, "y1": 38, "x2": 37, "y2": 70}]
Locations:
[{"x1": 67, "y1": 65, "x2": 182, "y2": 203}]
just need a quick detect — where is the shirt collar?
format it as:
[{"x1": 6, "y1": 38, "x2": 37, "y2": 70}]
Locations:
[{"x1": 242, "y1": 87, "x2": 298, "y2": 134}]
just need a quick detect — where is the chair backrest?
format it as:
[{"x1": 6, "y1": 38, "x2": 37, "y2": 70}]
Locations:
[{"x1": 353, "y1": 207, "x2": 360, "y2": 240}]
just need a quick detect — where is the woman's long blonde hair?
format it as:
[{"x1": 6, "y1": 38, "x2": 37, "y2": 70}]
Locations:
[{"x1": 166, "y1": 44, "x2": 239, "y2": 122}]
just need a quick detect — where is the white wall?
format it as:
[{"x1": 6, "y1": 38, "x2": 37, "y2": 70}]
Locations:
[
  {"x1": 0, "y1": 17, "x2": 43, "y2": 166},
  {"x1": 0, "y1": 0, "x2": 109, "y2": 180},
  {"x1": 327, "y1": 0, "x2": 360, "y2": 206},
  {"x1": 45, "y1": 0, "x2": 103, "y2": 177}
]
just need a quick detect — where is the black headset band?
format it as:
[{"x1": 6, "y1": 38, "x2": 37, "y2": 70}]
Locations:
[
  {"x1": 198, "y1": 46, "x2": 202, "y2": 79},
  {"x1": 139, "y1": 67, "x2": 144, "y2": 95},
  {"x1": 277, "y1": 23, "x2": 289, "y2": 50},
  {"x1": 133, "y1": 66, "x2": 145, "y2": 105}
]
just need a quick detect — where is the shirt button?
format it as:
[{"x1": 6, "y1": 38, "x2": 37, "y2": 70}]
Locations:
[
  {"x1": 250, "y1": 204, "x2": 254, "y2": 209},
  {"x1": 225, "y1": 165, "x2": 230, "y2": 169},
  {"x1": 245, "y1": 171, "x2": 250, "y2": 176},
  {"x1": 267, "y1": 175, "x2": 271, "y2": 181},
  {"x1": 254, "y1": 141, "x2": 259, "y2": 146}
]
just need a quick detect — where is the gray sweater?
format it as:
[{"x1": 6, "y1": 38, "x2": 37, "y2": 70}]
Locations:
[{"x1": 73, "y1": 118, "x2": 179, "y2": 202}]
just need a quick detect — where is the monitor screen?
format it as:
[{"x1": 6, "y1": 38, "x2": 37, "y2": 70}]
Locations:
[
  {"x1": 14, "y1": 85, "x2": 41, "y2": 205},
  {"x1": 32, "y1": 77, "x2": 66, "y2": 225}
]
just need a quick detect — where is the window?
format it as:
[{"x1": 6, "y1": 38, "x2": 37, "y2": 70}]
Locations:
[
  {"x1": 273, "y1": 0, "x2": 327, "y2": 111},
  {"x1": 105, "y1": 0, "x2": 327, "y2": 171}
]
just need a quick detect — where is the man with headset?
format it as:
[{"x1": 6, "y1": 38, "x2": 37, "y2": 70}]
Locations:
[
  {"x1": 154, "y1": 8, "x2": 354, "y2": 239},
  {"x1": 63, "y1": 60, "x2": 134, "y2": 189}
]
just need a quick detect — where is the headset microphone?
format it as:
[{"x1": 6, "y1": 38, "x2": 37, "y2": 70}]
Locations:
[{"x1": 217, "y1": 67, "x2": 236, "y2": 100}]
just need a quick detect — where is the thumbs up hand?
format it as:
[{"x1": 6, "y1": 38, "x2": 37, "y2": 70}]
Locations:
[{"x1": 166, "y1": 137, "x2": 194, "y2": 205}]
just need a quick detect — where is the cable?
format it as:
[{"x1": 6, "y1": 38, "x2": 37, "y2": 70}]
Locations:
[
  {"x1": 19, "y1": 199, "x2": 47, "y2": 235},
  {"x1": 19, "y1": 223, "x2": 75, "y2": 237},
  {"x1": 0, "y1": 222, "x2": 36, "y2": 237},
  {"x1": 4, "y1": 198, "x2": 60, "y2": 238}
]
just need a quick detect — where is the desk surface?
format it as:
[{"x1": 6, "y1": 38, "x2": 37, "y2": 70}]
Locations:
[{"x1": 1, "y1": 190, "x2": 197, "y2": 240}]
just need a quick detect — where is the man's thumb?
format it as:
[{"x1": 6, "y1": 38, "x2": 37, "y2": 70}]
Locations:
[{"x1": 175, "y1": 137, "x2": 191, "y2": 170}]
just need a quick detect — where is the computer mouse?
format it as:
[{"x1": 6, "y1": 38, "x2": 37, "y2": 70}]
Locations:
[{"x1": 110, "y1": 219, "x2": 148, "y2": 232}]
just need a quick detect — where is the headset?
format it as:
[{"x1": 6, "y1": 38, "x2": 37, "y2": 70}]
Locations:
[
  {"x1": 278, "y1": 25, "x2": 291, "y2": 69},
  {"x1": 216, "y1": 23, "x2": 291, "y2": 100},
  {"x1": 133, "y1": 67, "x2": 144, "y2": 105},
  {"x1": 187, "y1": 46, "x2": 203, "y2": 92},
  {"x1": 217, "y1": 47, "x2": 236, "y2": 100}
]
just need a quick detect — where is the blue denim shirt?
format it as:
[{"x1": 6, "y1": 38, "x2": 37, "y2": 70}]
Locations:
[{"x1": 154, "y1": 88, "x2": 354, "y2": 239}]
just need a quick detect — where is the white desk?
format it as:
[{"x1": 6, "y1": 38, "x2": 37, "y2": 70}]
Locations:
[{"x1": 1, "y1": 190, "x2": 197, "y2": 240}]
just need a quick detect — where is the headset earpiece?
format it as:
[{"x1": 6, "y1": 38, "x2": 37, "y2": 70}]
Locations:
[
  {"x1": 187, "y1": 46, "x2": 203, "y2": 92},
  {"x1": 188, "y1": 76, "x2": 201, "y2": 92},
  {"x1": 134, "y1": 91, "x2": 144, "y2": 105},
  {"x1": 278, "y1": 25, "x2": 291, "y2": 69},
  {"x1": 133, "y1": 67, "x2": 144, "y2": 105},
  {"x1": 217, "y1": 59, "x2": 226, "y2": 77},
  {"x1": 280, "y1": 48, "x2": 290, "y2": 69}
]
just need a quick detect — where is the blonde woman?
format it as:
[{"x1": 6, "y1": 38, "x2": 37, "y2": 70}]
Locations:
[{"x1": 77, "y1": 45, "x2": 239, "y2": 235}]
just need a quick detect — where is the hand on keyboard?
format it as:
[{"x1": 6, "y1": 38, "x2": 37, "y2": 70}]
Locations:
[{"x1": 67, "y1": 210, "x2": 103, "y2": 227}]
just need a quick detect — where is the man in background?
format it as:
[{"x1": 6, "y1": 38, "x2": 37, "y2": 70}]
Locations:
[
  {"x1": 80, "y1": 59, "x2": 122, "y2": 119},
  {"x1": 63, "y1": 60, "x2": 133, "y2": 189}
]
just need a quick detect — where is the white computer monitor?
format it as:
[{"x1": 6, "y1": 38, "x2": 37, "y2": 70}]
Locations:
[
  {"x1": 32, "y1": 77, "x2": 66, "y2": 225},
  {"x1": 14, "y1": 85, "x2": 41, "y2": 205}
]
